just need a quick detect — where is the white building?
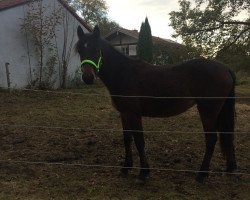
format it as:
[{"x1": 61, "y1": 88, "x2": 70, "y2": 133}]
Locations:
[
  {"x1": 104, "y1": 28, "x2": 181, "y2": 57},
  {"x1": 0, "y1": 0, "x2": 91, "y2": 89},
  {"x1": 104, "y1": 28, "x2": 139, "y2": 57}
]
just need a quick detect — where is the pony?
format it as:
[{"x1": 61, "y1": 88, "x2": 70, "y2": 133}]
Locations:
[{"x1": 76, "y1": 25, "x2": 237, "y2": 184}]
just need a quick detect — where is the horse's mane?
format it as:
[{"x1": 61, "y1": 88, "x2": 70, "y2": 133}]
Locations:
[
  {"x1": 75, "y1": 36, "x2": 173, "y2": 70},
  {"x1": 100, "y1": 38, "x2": 136, "y2": 59},
  {"x1": 98, "y1": 39, "x2": 176, "y2": 69}
]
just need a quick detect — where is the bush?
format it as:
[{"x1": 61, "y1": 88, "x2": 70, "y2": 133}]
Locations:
[
  {"x1": 66, "y1": 70, "x2": 83, "y2": 89},
  {"x1": 236, "y1": 71, "x2": 250, "y2": 85}
]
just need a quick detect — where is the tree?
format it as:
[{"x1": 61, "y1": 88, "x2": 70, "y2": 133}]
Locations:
[
  {"x1": 169, "y1": 0, "x2": 250, "y2": 57},
  {"x1": 21, "y1": 0, "x2": 62, "y2": 89},
  {"x1": 67, "y1": 0, "x2": 119, "y2": 35},
  {"x1": 67, "y1": 0, "x2": 107, "y2": 26},
  {"x1": 152, "y1": 43, "x2": 200, "y2": 65},
  {"x1": 21, "y1": 0, "x2": 80, "y2": 89},
  {"x1": 98, "y1": 17, "x2": 120, "y2": 36},
  {"x1": 216, "y1": 44, "x2": 250, "y2": 72},
  {"x1": 55, "y1": 5, "x2": 78, "y2": 89},
  {"x1": 137, "y1": 17, "x2": 153, "y2": 63}
]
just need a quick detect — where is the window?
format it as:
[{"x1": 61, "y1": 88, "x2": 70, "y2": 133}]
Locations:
[{"x1": 121, "y1": 46, "x2": 129, "y2": 55}]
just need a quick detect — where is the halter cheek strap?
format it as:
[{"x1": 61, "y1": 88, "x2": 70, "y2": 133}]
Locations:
[{"x1": 80, "y1": 51, "x2": 103, "y2": 73}]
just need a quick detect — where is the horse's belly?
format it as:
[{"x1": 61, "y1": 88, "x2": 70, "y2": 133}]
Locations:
[{"x1": 140, "y1": 99, "x2": 196, "y2": 117}]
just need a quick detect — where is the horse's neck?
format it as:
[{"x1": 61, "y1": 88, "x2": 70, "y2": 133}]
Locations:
[
  {"x1": 99, "y1": 43, "x2": 132, "y2": 92},
  {"x1": 103, "y1": 44, "x2": 130, "y2": 70}
]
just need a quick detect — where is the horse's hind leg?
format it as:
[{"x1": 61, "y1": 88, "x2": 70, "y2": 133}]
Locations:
[
  {"x1": 196, "y1": 132, "x2": 217, "y2": 183},
  {"x1": 217, "y1": 97, "x2": 237, "y2": 173},
  {"x1": 196, "y1": 104, "x2": 219, "y2": 183}
]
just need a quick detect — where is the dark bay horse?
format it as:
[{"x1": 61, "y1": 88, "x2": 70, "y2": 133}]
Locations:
[{"x1": 76, "y1": 25, "x2": 237, "y2": 183}]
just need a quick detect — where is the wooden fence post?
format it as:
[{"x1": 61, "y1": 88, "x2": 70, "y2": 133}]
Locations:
[{"x1": 5, "y1": 62, "x2": 11, "y2": 91}]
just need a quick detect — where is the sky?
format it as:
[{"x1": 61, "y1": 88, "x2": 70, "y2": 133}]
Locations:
[{"x1": 105, "y1": 0, "x2": 181, "y2": 41}]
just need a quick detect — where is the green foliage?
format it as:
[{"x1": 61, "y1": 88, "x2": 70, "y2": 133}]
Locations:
[
  {"x1": 67, "y1": 0, "x2": 119, "y2": 34},
  {"x1": 216, "y1": 44, "x2": 250, "y2": 72},
  {"x1": 67, "y1": 0, "x2": 107, "y2": 26},
  {"x1": 152, "y1": 44, "x2": 171, "y2": 65},
  {"x1": 152, "y1": 43, "x2": 201, "y2": 65},
  {"x1": 98, "y1": 17, "x2": 120, "y2": 36},
  {"x1": 42, "y1": 49, "x2": 57, "y2": 89},
  {"x1": 137, "y1": 17, "x2": 153, "y2": 63},
  {"x1": 21, "y1": 0, "x2": 62, "y2": 56},
  {"x1": 236, "y1": 71, "x2": 250, "y2": 85},
  {"x1": 26, "y1": 50, "x2": 57, "y2": 90},
  {"x1": 66, "y1": 70, "x2": 83, "y2": 89},
  {"x1": 169, "y1": 0, "x2": 250, "y2": 58}
]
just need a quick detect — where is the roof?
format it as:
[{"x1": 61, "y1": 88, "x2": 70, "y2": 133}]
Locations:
[
  {"x1": 104, "y1": 27, "x2": 183, "y2": 48},
  {"x1": 0, "y1": 0, "x2": 28, "y2": 10},
  {"x1": 104, "y1": 28, "x2": 139, "y2": 40},
  {"x1": 0, "y1": 0, "x2": 92, "y2": 31}
]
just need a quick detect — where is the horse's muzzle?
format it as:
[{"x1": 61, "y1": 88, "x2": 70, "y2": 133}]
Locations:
[
  {"x1": 82, "y1": 73, "x2": 94, "y2": 84},
  {"x1": 81, "y1": 64, "x2": 95, "y2": 84}
]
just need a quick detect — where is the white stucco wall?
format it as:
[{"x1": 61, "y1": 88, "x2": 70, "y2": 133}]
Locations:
[
  {"x1": 128, "y1": 45, "x2": 137, "y2": 56},
  {"x1": 0, "y1": 0, "x2": 89, "y2": 89}
]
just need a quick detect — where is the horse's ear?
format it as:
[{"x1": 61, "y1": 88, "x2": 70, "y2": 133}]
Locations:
[
  {"x1": 77, "y1": 26, "x2": 85, "y2": 40},
  {"x1": 93, "y1": 25, "x2": 100, "y2": 39}
]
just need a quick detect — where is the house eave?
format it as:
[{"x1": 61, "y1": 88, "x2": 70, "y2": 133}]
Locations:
[
  {"x1": 0, "y1": 0, "x2": 31, "y2": 11},
  {"x1": 0, "y1": 0, "x2": 92, "y2": 32},
  {"x1": 104, "y1": 28, "x2": 139, "y2": 41}
]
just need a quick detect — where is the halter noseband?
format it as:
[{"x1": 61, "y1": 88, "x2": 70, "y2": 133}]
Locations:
[{"x1": 80, "y1": 50, "x2": 103, "y2": 73}]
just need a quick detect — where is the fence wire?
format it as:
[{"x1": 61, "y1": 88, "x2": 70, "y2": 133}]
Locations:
[
  {"x1": 0, "y1": 123, "x2": 249, "y2": 135},
  {"x1": 5, "y1": 88, "x2": 250, "y2": 99},
  {"x1": 0, "y1": 159, "x2": 249, "y2": 176}
]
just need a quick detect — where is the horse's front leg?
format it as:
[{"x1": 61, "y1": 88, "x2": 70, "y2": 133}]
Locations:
[
  {"x1": 120, "y1": 114, "x2": 134, "y2": 175},
  {"x1": 133, "y1": 128, "x2": 150, "y2": 184},
  {"x1": 121, "y1": 113, "x2": 150, "y2": 183}
]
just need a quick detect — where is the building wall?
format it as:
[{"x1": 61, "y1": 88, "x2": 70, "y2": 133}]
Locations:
[{"x1": 0, "y1": 0, "x2": 89, "y2": 89}]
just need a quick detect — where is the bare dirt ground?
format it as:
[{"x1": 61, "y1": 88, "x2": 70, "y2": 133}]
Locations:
[{"x1": 0, "y1": 83, "x2": 249, "y2": 199}]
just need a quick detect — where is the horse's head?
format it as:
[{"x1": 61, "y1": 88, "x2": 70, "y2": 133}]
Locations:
[{"x1": 76, "y1": 25, "x2": 102, "y2": 84}]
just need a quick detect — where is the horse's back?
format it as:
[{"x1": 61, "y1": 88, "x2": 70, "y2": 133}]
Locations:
[
  {"x1": 159, "y1": 58, "x2": 235, "y2": 106},
  {"x1": 182, "y1": 59, "x2": 234, "y2": 98},
  {"x1": 138, "y1": 58, "x2": 234, "y2": 97},
  {"x1": 112, "y1": 58, "x2": 234, "y2": 117}
]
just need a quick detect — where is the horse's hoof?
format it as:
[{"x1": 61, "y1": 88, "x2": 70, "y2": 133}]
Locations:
[
  {"x1": 135, "y1": 177, "x2": 146, "y2": 185},
  {"x1": 195, "y1": 175, "x2": 205, "y2": 183},
  {"x1": 226, "y1": 163, "x2": 237, "y2": 173},
  {"x1": 135, "y1": 171, "x2": 150, "y2": 185},
  {"x1": 120, "y1": 168, "x2": 129, "y2": 177},
  {"x1": 120, "y1": 161, "x2": 133, "y2": 175},
  {"x1": 120, "y1": 166, "x2": 132, "y2": 176}
]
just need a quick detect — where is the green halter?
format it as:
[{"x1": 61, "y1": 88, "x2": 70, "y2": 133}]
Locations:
[{"x1": 80, "y1": 51, "x2": 103, "y2": 72}]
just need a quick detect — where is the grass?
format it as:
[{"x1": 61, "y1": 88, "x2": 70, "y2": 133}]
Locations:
[{"x1": 0, "y1": 82, "x2": 249, "y2": 199}]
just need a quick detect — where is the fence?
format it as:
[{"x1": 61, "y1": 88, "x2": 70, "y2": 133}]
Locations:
[{"x1": 0, "y1": 88, "x2": 249, "y2": 177}]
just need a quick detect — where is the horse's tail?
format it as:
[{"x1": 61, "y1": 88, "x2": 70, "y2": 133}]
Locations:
[{"x1": 217, "y1": 69, "x2": 236, "y2": 159}]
